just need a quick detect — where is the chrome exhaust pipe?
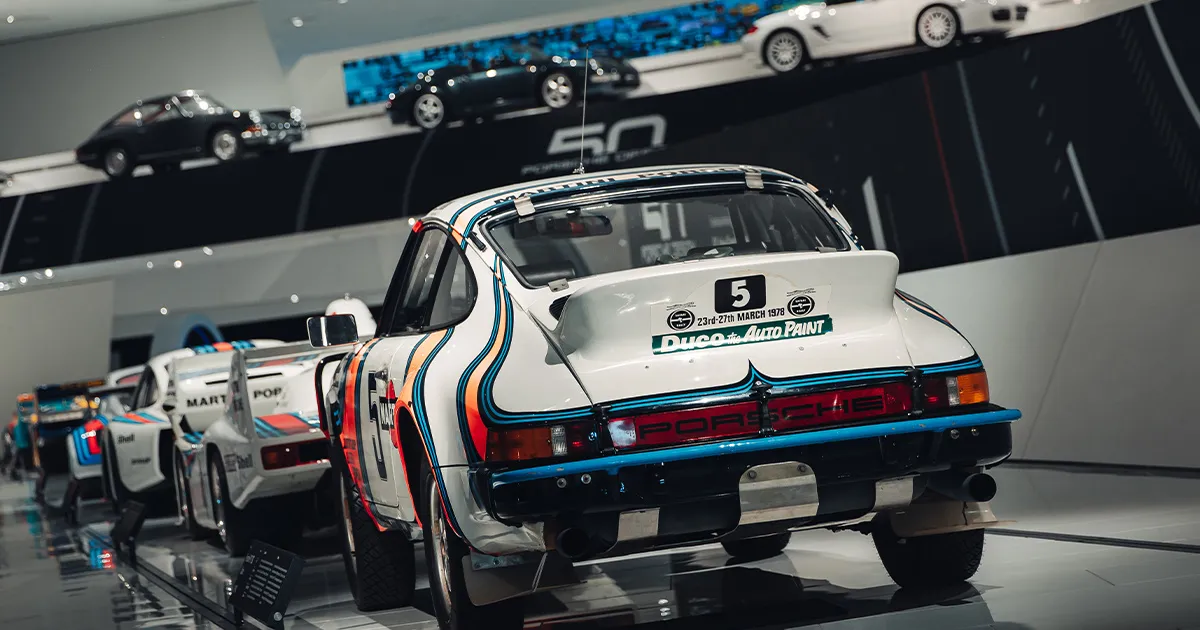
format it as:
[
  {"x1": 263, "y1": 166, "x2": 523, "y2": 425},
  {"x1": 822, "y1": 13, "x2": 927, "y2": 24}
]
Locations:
[
  {"x1": 555, "y1": 527, "x2": 591, "y2": 561},
  {"x1": 928, "y1": 471, "x2": 997, "y2": 503}
]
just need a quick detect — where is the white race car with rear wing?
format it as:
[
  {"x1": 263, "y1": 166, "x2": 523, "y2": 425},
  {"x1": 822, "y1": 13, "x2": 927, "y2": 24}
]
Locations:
[
  {"x1": 99, "y1": 341, "x2": 281, "y2": 513},
  {"x1": 306, "y1": 163, "x2": 1022, "y2": 630},
  {"x1": 172, "y1": 340, "x2": 357, "y2": 555}
]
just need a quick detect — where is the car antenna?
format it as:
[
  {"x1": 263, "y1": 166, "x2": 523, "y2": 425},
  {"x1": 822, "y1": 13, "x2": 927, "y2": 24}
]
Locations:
[{"x1": 574, "y1": 47, "x2": 590, "y2": 175}]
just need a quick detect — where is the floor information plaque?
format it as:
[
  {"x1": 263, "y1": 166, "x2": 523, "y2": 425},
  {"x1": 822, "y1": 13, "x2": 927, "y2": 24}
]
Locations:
[{"x1": 230, "y1": 540, "x2": 306, "y2": 630}]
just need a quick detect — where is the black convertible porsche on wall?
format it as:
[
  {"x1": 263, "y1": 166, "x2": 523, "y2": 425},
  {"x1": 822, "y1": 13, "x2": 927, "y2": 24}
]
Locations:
[
  {"x1": 75, "y1": 90, "x2": 305, "y2": 178},
  {"x1": 385, "y1": 45, "x2": 640, "y2": 129}
]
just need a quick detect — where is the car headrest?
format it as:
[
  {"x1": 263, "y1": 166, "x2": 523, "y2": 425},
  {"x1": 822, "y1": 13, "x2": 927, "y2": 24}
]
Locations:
[{"x1": 518, "y1": 262, "x2": 578, "y2": 286}]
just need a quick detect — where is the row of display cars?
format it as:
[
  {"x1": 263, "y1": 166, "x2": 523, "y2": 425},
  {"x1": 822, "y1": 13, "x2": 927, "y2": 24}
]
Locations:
[
  {"x1": 12, "y1": 164, "x2": 1021, "y2": 630},
  {"x1": 64, "y1": 1, "x2": 1028, "y2": 179}
]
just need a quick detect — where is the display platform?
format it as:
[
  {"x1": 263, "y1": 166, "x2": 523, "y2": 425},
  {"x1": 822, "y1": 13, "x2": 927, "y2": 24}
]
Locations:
[{"x1": 59, "y1": 467, "x2": 1200, "y2": 630}]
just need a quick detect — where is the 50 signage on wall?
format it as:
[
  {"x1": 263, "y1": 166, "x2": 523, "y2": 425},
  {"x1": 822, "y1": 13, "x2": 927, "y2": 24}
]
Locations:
[{"x1": 521, "y1": 114, "x2": 668, "y2": 177}]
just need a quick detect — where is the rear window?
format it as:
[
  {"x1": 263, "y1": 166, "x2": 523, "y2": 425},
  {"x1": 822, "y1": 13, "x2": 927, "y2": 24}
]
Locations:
[{"x1": 486, "y1": 190, "x2": 846, "y2": 287}]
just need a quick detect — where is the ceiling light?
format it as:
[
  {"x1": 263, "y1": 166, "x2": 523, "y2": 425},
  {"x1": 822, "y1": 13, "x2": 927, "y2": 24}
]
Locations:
[
  {"x1": 146, "y1": 261, "x2": 155, "y2": 269},
  {"x1": 173, "y1": 260, "x2": 183, "y2": 268},
  {"x1": 44, "y1": 268, "x2": 53, "y2": 278},
  {"x1": 291, "y1": 16, "x2": 304, "y2": 27},
  {"x1": 5, "y1": 16, "x2": 13, "y2": 24},
  {"x1": 160, "y1": 307, "x2": 169, "y2": 315},
  {"x1": 202, "y1": 246, "x2": 213, "y2": 256},
  {"x1": 337, "y1": 0, "x2": 348, "y2": 4},
  {"x1": 290, "y1": 294, "x2": 299, "y2": 303},
  {"x1": 18, "y1": 276, "x2": 26, "y2": 284},
  {"x1": 407, "y1": 217, "x2": 416, "y2": 226}
]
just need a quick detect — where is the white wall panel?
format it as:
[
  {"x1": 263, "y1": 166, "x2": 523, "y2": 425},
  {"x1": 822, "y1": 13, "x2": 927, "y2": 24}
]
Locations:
[
  {"x1": 0, "y1": 280, "x2": 113, "y2": 409},
  {"x1": 1025, "y1": 226, "x2": 1200, "y2": 467},
  {"x1": 0, "y1": 4, "x2": 287, "y2": 160},
  {"x1": 897, "y1": 242, "x2": 1100, "y2": 458}
]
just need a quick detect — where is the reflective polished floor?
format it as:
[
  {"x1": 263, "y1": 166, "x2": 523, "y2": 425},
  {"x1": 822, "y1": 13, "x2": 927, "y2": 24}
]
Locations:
[
  {"x1": 4, "y1": 466, "x2": 1200, "y2": 630},
  {"x1": 0, "y1": 476, "x2": 218, "y2": 630}
]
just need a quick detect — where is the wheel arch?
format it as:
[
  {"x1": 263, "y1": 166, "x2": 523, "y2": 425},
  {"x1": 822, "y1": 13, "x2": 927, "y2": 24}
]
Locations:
[{"x1": 394, "y1": 406, "x2": 428, "y2": 530}]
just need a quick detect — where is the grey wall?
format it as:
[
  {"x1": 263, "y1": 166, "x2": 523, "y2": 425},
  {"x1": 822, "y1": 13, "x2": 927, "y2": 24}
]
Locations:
[
  {"x1": 0, "y1": 4, "x2": 288, "y2": 161},
  {"x1": 0, "y1": 280, "x2": 114, "y2": 412},
  {"x1": 899, "y1": 224, "x2": 1200, "y2": 469}
]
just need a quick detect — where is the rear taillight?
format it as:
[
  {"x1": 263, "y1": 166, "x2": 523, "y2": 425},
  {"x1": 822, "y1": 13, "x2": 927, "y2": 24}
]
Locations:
[
  {"x1": 262, "y1": 440, "x2": 328, "y2": 470},
  {"x1": 485, "y1": 422, "x2": 594, "y2": 463},
  {"x1": 746, "y1": 25, "x2": 758, "y2": 34},
  {"x1": 922, "y1": 371, "x2": 989, "y2": 409}
]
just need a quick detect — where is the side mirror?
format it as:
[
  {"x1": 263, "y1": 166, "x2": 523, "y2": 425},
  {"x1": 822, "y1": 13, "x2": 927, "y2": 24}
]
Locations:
[
  {"x1": 161, "y1": 396, "x2": 177, "y2": 413},
  {"x1": 307, "y1": 314, "x2": 360, "y2": 348}
]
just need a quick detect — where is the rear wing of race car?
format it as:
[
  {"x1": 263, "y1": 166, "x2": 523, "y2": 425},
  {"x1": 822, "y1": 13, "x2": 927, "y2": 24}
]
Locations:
[{"x1": 224, "y1": 340, "x2": 354, "y2": 443}]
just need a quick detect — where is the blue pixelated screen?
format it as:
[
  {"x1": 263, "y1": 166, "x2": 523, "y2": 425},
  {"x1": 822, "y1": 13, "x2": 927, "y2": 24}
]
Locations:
[{"x1": 342, "y1": 1, "x2": 811, "y2": 106}]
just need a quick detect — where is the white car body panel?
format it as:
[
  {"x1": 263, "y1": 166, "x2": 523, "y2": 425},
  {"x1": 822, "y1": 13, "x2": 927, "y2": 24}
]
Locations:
[{"x1": 742, "y1": 0, "x2": 1023, "y2": 65}]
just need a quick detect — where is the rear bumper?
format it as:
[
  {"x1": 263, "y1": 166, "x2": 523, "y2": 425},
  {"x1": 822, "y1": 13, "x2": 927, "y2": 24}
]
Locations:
[{"x1": 474, "y1": 406, "x2": 1016, "y2": 555}]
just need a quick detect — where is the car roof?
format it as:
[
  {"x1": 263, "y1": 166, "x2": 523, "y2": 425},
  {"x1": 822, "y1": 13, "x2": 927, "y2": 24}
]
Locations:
[{"x1": 428, "y1": 163, "x2": 806, "y2": 235}]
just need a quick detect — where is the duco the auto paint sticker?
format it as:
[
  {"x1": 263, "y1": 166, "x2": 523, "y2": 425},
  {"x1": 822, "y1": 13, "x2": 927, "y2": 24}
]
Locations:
[{"x1": 651, "y1": 273, "x2": 833, "y2": 354}]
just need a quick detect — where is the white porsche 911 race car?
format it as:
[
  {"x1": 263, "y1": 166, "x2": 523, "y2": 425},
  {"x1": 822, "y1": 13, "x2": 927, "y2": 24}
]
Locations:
[
  {"x1": 171, "y1": 338, "x2": 363, "y2": 555},
  {"x1": 100, "y1": 341, "x2": 281, "y2": 513},
  {"x1": 66, "y1": 365, "x2": 143, "y2": 495},
  {"x1": 306, "y1": 164, "x2": 1021, "y2": 630},
  {"x1": 743, "y1": 0, "x2": 1029, "y2": 73}
]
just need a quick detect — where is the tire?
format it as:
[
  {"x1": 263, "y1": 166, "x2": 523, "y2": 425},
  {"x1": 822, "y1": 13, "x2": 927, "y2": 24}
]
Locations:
[
  {"x1": 422, "y1": 464, "x2": 524, "y2": 630},
  {"x1": 209, "y1": 455, "x2": 255, "y2": 556},
  {"x1": 539, "y1": 72, "x2": 574, "y2": 109},
  {"x1": 721, "y1": 532, "x2": 792, "y2": 561},
  {"x1": 103, "y1": 433, "x2": 126, "y2": 515},
  {"x1": 871, "y1": 512, "x2": 984, "y2": 588},
  {"x1": 337, "y1": 467, "x2": 416, "y2": 611},
  {"x1": 103, "y1": 145, "x2": 133, "y2": 178},
  {"x1": 174, "y1": 451, "x2": 206, "y2": 540},
  {"x1": 916, "y1": 5, "x2": 959, "y2": 49},
  {"x1": 412, "y1": 93, "x2": 446, "y2": 129},
  {"x1": 209, "y1": 127, "x2": 241, "y2": 162},
  {"x1": 763, "y1": 30, "x2": 806, "y2": 74}
]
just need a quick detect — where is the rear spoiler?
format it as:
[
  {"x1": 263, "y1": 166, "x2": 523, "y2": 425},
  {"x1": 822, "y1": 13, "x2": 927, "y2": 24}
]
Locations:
[{"x1": 225, "y1": 340, "x2": 358, "y2": 440}]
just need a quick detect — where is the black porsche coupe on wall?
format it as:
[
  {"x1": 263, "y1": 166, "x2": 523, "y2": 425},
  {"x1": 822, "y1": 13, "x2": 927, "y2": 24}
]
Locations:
[
  {"x1": 76, "y1": 90, "x2": 305, "y2": 178},
  {"x1": 385, "y1": 45, "x2": 640, "y2": 129}
]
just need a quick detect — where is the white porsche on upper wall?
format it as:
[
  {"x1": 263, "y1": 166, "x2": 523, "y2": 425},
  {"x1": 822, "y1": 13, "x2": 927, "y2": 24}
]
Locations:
[{"x1": 743, "y1": 0, "x2": 1029, "y2": 73}]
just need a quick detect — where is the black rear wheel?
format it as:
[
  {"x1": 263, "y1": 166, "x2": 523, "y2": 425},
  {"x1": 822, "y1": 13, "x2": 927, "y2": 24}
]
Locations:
[
  {"x1": 209, "y1": 454, "x2": 254, "y2": 556},
  {"x1": 422, "y1": 464, "x2": 524, "y2": 630},
  {"x1": 103, "y1": 433, "x2": 126, "y2": 514},
  {"x1": 338, "y1": 467, "x2": 416, "y2": 611},
  {"x1": 721, "y1": 532, "x2": 792, "y2": 560},
  {"x1": 174, "y1": 451, "x2": 206, "y2": 540},
  {"x1": 872, "y1": 512, "x2": 984, "y2": 588}
]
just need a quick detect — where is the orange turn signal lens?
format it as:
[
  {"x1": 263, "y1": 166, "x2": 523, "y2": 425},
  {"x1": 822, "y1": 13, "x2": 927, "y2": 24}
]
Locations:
[
  {"x1": 953, "y1": 371, "x2": 989, "y2": 406},
  {"x1": 922, "y1": 370, "x2": 989, "y2": 409}
]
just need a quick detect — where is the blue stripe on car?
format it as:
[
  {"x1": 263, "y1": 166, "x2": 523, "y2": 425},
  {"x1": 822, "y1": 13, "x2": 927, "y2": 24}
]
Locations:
[{"x1": 492, "y1": 408, "x2": 1021, "y2": 486}]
